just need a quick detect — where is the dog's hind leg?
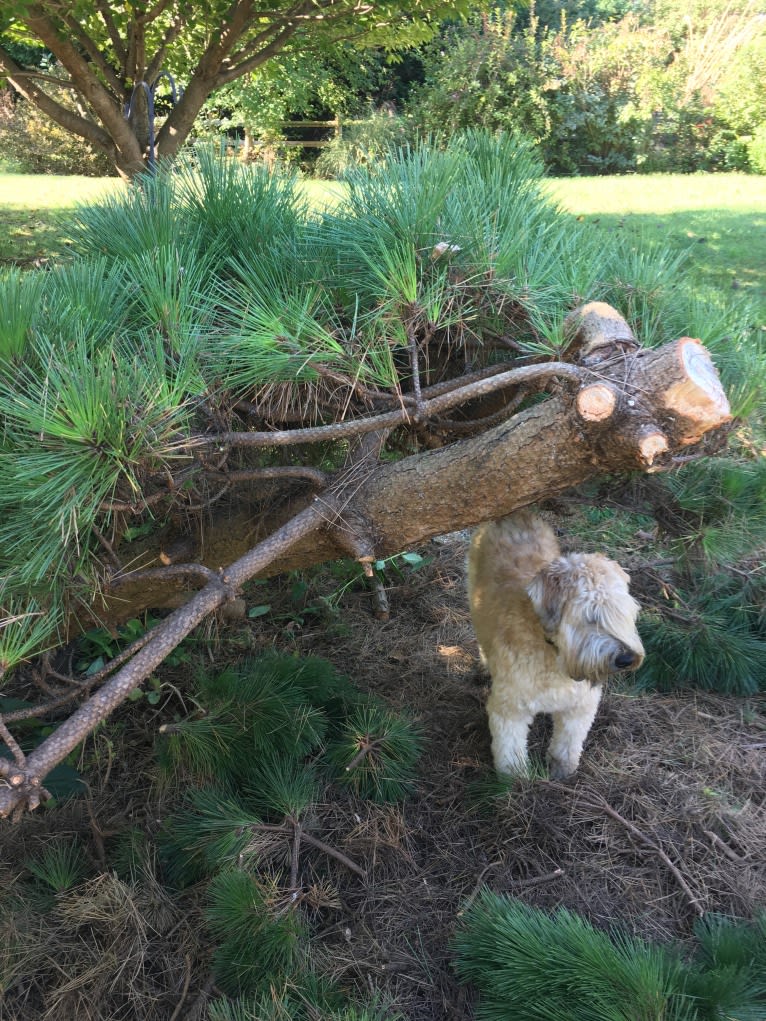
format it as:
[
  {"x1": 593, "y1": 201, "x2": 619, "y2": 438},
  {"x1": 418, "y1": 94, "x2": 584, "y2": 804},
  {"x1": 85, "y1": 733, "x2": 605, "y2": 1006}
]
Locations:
[
  {"x1": 488, "y1": 709, "x2": 534, "y2": 776},
  {"x1": 547, "y1": 684, "x2": 602, "y2": 779}
]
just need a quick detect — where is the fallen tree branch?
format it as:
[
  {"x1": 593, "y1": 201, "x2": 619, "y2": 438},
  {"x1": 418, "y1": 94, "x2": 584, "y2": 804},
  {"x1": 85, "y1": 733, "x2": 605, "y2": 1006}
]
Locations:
[
  {"x1": 0, "y1": 305, "x2": 733, "y2": 817},
  {"x1": 0, "y1": 500, "x2": 330, "y2": 818}
]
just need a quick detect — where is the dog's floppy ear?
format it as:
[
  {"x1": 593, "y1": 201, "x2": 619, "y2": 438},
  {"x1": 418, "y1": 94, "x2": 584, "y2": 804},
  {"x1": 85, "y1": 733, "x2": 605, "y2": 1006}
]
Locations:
[{"x1": 526, "y1": 560, "x2": 569, "y2": 632}]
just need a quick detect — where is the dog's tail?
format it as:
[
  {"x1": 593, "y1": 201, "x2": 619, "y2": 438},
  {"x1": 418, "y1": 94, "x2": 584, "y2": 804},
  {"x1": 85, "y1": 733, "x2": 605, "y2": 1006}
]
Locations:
[
  {"x1": 491, "y1": 509, "x2": 552, "y2": 548},
  {"x1": 470, "y1": 510, "x2": 561, "y2": 591}
]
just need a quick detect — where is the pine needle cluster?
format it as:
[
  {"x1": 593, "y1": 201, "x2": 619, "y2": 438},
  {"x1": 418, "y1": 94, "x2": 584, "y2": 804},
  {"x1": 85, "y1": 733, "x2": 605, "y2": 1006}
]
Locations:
[
  {"x1": 635, "y1": 455, "x2": 766, "y2": 694},
  {"x1": 324, "y1": 701, "x2": 424, "y2": 802},
  {"x1": 157, "y1": 652, "x2": 420, "y2": 999},
  {"x1": 206, "y1": 983, "x2": 400, "y2": 1021},
  {"x1": 25, "y1": 838, "x2": 89, "y2": 894},
  {"x1": 205, "y1": 870, "x2": 308, "y2": 996},
  {"x1": 453, "y1": 891, "x2": 766, "y2": 1021},
  {"x1": 158, "y1": 652, "x2": 421, "y2": 804}
]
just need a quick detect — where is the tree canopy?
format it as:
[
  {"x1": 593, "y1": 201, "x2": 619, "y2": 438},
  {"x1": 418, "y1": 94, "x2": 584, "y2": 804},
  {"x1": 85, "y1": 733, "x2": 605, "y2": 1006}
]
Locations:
[{"x1": 0, "y1": 0, "x2": 469, "y2": 177}]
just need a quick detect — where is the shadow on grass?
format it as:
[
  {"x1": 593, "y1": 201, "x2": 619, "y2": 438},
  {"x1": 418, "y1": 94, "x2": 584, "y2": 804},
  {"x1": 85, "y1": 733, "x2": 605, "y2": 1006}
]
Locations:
[
  {"x1": 0, "y1": 174, "x2": 120, "y2": 265},
  {"x1": 579, "y1": 208, "x2": 766, "y2": 316},
  {"x1": 0, "y1": 208, "x2": 74, "y2": 265}
]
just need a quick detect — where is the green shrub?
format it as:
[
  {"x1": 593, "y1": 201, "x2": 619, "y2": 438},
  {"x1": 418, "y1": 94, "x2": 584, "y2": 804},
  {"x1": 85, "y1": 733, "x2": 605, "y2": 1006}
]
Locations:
[
  {"x1": 406, "y1": 6, "x2": 766, "y2": 175},
  {"x1": 748, "y1": 122, "x2": 766, "y2": 174},
  {"x1": 407, "y1": 12, "x2": 557, "y2": 153},
  {"x1": 453, "y1": 891, "x2": 766, "y2": 1021},
  {"x1": 314, "y1": 112, "x2": 411, "y2": 177}
]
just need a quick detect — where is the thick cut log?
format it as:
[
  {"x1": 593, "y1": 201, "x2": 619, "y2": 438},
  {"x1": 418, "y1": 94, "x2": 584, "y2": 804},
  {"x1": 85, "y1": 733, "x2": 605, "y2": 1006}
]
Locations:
[
  {"x1": 563, "y1": 300, "x2": 639, "y2": 364},
  {"x1": 93, "y1": 324, "x2": 732, "y2": 626}
]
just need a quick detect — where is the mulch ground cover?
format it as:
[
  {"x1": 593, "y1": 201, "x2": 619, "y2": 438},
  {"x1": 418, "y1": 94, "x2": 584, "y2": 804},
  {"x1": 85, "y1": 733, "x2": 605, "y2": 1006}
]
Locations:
[{"x1": 1, "y1": 532, "x2": 764, "y2": 1020}]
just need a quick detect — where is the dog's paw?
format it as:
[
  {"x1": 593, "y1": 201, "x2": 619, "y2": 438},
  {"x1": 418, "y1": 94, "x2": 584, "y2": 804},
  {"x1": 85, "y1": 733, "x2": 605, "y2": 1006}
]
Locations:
[{"x1": 547, "y1": 756, "x2": 578, "y2": 780}]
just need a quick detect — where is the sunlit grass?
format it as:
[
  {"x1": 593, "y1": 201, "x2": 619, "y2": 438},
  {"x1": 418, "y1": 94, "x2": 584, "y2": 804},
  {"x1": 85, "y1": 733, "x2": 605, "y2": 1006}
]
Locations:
[
  {"x1": 546, "y1": 173, "x2": 766, "y2": 315},
  {"x1": 0, "y1": 174, "x2": 121, "y2": 209},
  {"x1": 297, "y1": 178, "x2": 345, "y2": 209},
  {"x1": 0, "y1": 174, "x2": 123, "y2": 262}
]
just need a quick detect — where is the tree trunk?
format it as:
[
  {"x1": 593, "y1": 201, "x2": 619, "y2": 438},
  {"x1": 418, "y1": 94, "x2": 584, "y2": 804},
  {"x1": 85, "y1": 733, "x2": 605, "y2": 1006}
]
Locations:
[{"x1": 91, "y1": 311, "x2": 732, "y2": 628}]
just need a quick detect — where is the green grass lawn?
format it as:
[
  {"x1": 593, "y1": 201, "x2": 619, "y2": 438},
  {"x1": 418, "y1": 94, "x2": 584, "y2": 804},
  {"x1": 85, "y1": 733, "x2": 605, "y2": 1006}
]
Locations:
[
  {"x1": 1, "y1": 171, "x2": 763, "y2": 318},
  {"x1": 0, "y1": 174, "x2": 121, "y2": 263},
  {"x1": 546, "y1": 173, "x2": 766, "y2": 316}
]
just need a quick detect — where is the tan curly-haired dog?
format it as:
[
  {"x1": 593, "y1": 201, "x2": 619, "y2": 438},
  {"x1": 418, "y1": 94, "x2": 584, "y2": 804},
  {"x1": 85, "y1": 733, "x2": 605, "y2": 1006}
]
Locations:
[{"x1": 468, "y1": 511, "x2": 644, "y2": 778}]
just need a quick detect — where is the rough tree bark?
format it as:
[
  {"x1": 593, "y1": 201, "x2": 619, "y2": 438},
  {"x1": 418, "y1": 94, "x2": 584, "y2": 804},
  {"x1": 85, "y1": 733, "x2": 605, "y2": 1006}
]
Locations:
[{"x1": 0, "y1": 303, "x2": 731, "y2": 818}]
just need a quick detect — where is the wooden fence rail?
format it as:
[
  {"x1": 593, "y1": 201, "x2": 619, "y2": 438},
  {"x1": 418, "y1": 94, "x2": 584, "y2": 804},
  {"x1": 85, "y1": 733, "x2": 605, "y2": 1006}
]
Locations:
[{"x1": 218, "y1": 118, "x2": 369, "y2": 156}]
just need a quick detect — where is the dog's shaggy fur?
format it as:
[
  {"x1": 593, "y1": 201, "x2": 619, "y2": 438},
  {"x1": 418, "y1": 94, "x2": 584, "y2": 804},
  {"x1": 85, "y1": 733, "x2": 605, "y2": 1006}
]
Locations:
[{"x1": 468, "y1": 511, "x2": 644, "y2": 778}]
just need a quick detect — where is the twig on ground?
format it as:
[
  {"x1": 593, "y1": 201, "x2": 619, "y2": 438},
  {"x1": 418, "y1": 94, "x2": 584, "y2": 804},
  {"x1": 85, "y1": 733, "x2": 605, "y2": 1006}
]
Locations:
[
  {"x1": 703, "y1": 828, "x2": 746, "y2": 863},
  {"x1": 511, "y1": 867, "x2": 566, "y2": 889},
  {"x1": 457, "y1": 860, "x2": 502, "y2": 916},
  {"x1": 168, "y1": 953, "x2": 193, "y2": 1021},
  {"x1": 558, "y1": 786, "x2": 705, "y2": 917}
]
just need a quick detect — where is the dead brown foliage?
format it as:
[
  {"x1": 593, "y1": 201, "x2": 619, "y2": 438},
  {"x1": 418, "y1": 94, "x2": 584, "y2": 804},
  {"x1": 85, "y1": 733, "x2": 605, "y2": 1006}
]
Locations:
[{"x1": 1, "y1": 534, "x2": 764, "y2": 1020}]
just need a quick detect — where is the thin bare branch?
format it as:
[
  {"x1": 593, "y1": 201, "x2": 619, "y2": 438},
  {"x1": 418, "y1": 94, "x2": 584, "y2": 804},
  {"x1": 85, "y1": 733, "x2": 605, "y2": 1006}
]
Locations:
[
  {"x1": 1, "y1": 68, "x2": 78, "y2": 89},
  {"x1": 299, "y1": 828, "x2": 366, "y2": 879},
  {"x1": 95, "y1": 0, "x2": 128, "y2": 67},
  {"x1": 110, "y1": 563, "x2": 225, "y2": 590},
  {"x1": 139, "y1": 0, "x2": 175, "y2": 25},
  {"x1": 0, "y1": 500, "x2": 328, "y2": 817},
  {"x1": 145, "y1": 12, "x2": 187, "y2": 84},
  {"x1": 407, "y1": 324, "x2": 425, "y2": 418},
  {"x1": 553, "y1": 784, "x2": 706, "y2": 917},
  {"x1": 210, "y1": 466, "x2": 330, "y2": 487},
  {"x1": 216, "y1": 22, "x2": 300, "y2": 86},
  {"x1": 0, "y1": 719, "x2": 26, "y2": 768},
  {"x1": 62, "y1": 13, "x2": 125, "y2": 97},
  {"x1": 289, "y1": 819, "x2": 302, "y2": 892},
  {"x1": 201, "y1": 362, "x2": 583, "y2": 449},
  {"x1": 0, "y1": 45, "x2": 113, "y2": 150},
  {"x1": 252, "y1": 818, "x2": 366, "y2": 878}
]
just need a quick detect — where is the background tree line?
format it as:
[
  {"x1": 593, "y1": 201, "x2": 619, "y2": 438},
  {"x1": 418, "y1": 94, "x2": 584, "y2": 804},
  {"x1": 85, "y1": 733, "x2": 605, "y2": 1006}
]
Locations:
[{"x1": 3, "y1": 0, "x2": 765, "y2": 178}]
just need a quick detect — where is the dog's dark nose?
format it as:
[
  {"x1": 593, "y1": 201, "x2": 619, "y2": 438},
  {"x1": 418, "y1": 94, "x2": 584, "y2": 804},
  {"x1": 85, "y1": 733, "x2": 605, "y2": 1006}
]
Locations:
[{"x1": 614, "y1": 651, "x2": 639, "y2": 670}]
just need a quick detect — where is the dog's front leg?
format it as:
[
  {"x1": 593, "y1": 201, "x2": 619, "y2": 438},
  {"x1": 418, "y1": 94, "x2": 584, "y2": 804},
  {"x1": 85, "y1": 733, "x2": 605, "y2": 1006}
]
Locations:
[
  {"x1": 547, "y1": 684, "x2": 602, "y2": 778},
  {"x1": 488, "y1": 708, "x2": 534, "y2": 776}
]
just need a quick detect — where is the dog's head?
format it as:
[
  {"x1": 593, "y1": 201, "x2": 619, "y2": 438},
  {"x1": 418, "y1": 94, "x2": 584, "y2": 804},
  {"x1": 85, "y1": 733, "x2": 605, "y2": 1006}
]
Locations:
[{"x1": 526, "y1": 552, "x2": 644, "y2": 683}]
